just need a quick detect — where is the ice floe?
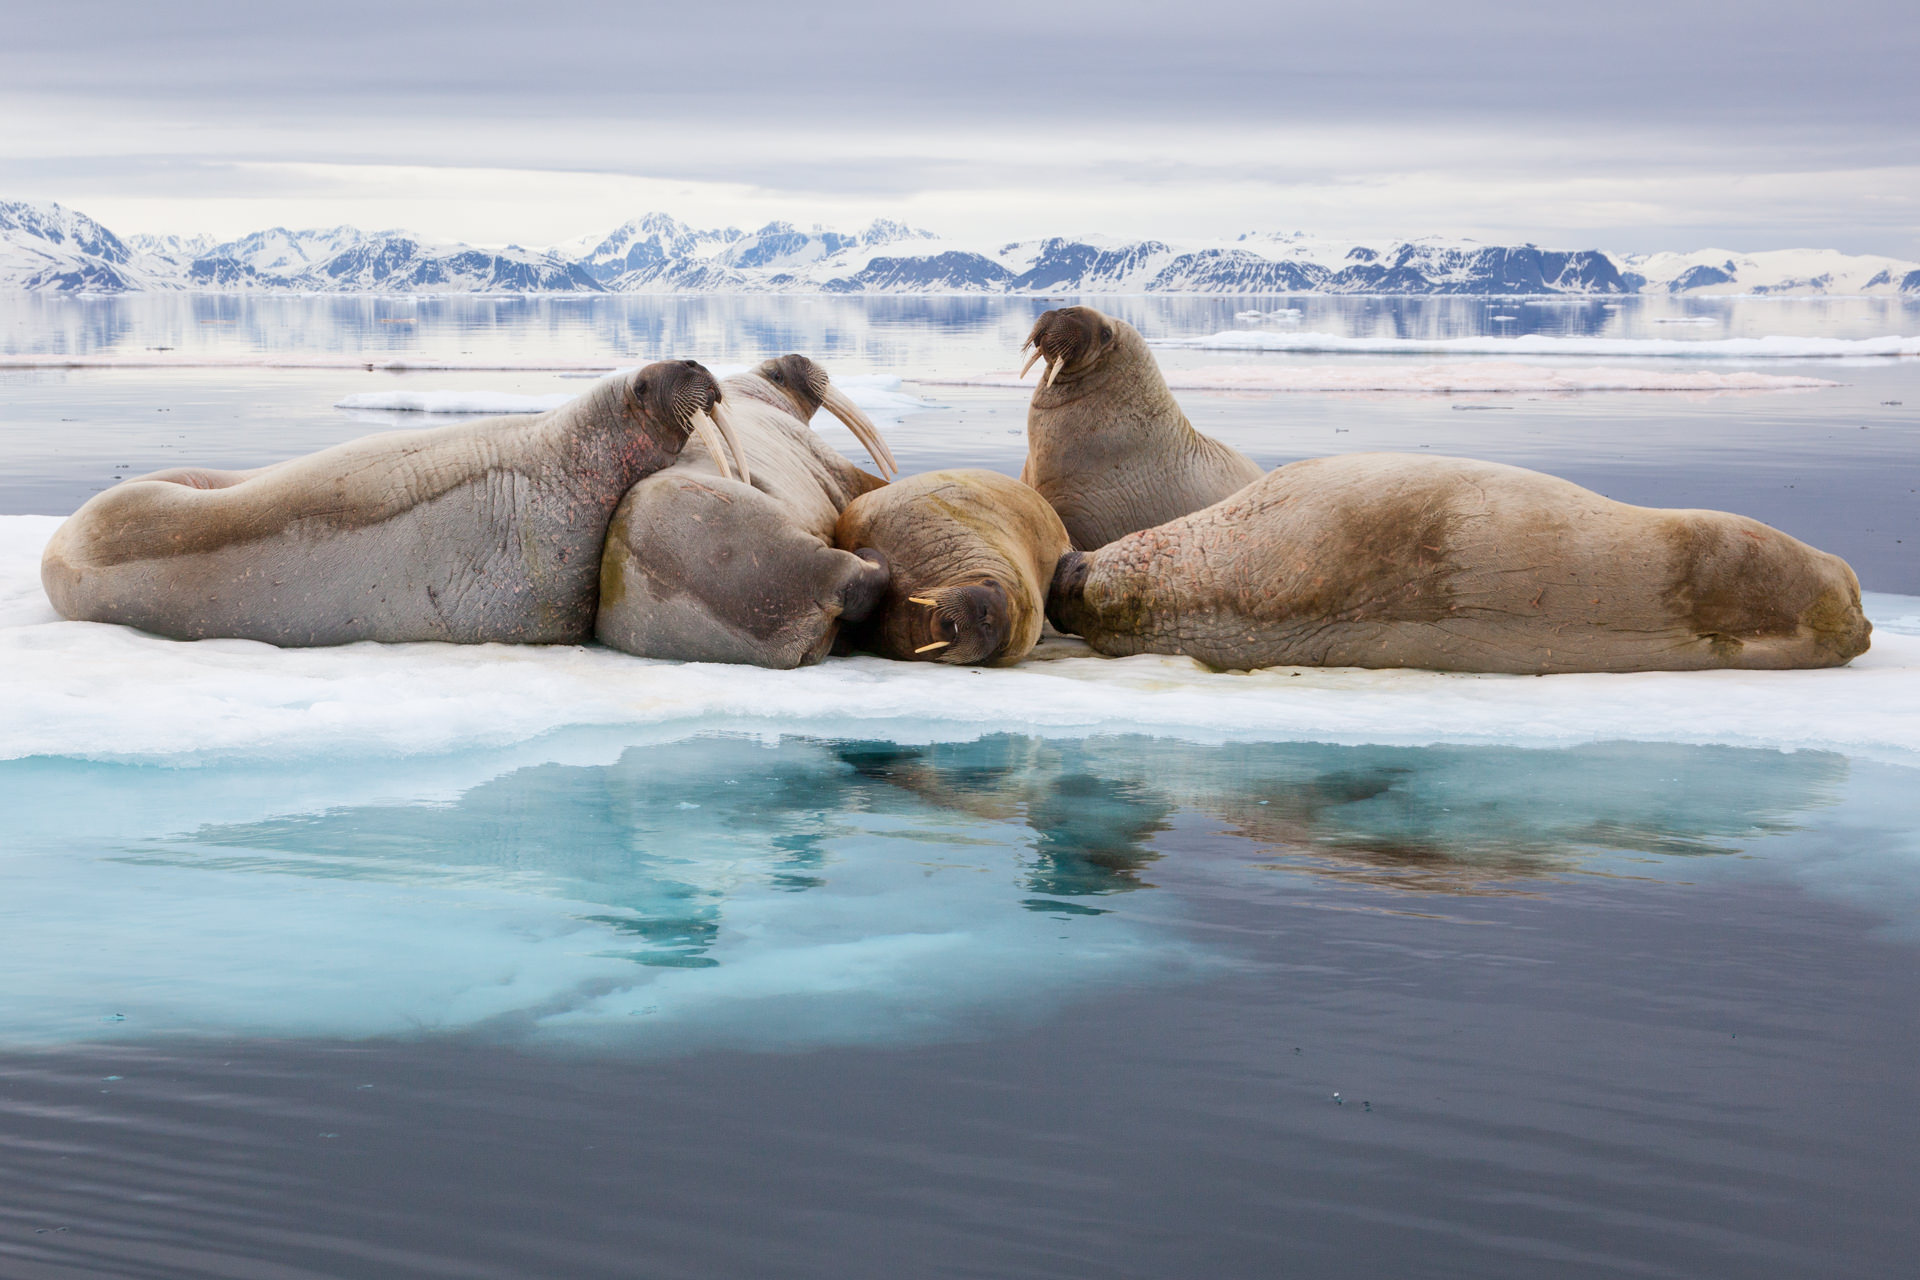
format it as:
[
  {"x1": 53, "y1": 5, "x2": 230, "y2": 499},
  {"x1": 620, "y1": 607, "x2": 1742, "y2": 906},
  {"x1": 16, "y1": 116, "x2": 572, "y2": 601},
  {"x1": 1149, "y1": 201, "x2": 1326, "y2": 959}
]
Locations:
[
  {"x1": 929, "y1": 363, "x2": 1839, "y2": 394},
  {"x1": 334, "y1": 373, "x2": 938, "y2": 423},
  {"x1": 6, "y1": 515, "x2": 1919, "y2": 766},
  {"x1": 1151, "y1": 332, "x2": 1920, "y2": 359}
]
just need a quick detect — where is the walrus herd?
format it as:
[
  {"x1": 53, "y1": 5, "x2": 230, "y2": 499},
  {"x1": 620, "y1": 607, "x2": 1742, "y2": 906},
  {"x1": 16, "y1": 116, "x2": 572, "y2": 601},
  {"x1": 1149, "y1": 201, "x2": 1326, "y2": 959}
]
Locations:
[{"x1": 42, "y1": 305, "x2": 1872, "y2": 674}]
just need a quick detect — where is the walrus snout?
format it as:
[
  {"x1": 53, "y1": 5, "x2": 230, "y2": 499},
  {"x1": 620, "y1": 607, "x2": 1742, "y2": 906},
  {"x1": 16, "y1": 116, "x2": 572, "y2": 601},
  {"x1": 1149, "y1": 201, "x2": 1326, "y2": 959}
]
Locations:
[
  {"x1": 1022, "y1": 307, "x2": 1117, "y2": 388},
  {"x1": 905, "y1": 580, "x2": 1013, "y2": 664},
  {"x1": 630, "y1": 360, "x2": 750, "y2": 484},
  {"x1": 756, "y1": 352, "x2": 897, "y2": 480},
  {"x1": 1045, "y1": 551, "x2": 1092, "y2": 636}
]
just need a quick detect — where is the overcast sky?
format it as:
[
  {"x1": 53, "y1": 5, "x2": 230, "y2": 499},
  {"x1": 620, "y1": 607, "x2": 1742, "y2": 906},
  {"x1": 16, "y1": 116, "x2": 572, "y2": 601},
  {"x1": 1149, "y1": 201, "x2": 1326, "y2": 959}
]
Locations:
[{"x1": 4, "y1": 0, "x2": 1916, "y2": 254}]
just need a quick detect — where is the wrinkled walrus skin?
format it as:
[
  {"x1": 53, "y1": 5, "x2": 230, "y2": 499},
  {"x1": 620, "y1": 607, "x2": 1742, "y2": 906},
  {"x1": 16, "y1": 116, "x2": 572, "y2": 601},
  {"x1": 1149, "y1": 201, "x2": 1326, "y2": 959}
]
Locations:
[
  {"x1": 835, "y1": 468, "x2": 1072, "y2": 667},
  {"x1": 594, "y1": 356, "x2": 895, "y2": 669},
  {"x1": 1046, "y1": 452, "x2": 1872, "y2": 674},
  {"x1": 41, "y1": 362, "x2": 729, "y2": 646},
  {"x1": 1021, "y1": 306, "x2": 1264, "y2": 551}
]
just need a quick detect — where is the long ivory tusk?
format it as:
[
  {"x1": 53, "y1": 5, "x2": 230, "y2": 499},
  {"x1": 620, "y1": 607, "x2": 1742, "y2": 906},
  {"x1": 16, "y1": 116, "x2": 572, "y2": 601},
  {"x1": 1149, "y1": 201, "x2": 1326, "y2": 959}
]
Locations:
[
  {"x1": 1044, "y1": 357, "x2": 1063, "y2": 389},
  {"x1": 1019, "y1": 348, "x2": 1044, "y2": 378},
  {"x1": 914, "y1": 640, "x2": 951, "y2": 653},
  {"x1": 907, "y1": 596, "x2": 937, "y2": 606},
  {"x1": 688, "y1": 408, "x2": 734, "y2": 482},
  {"x1": 710, "y1": 400, "x2": 751, "y2": 487},
  {"x1": 818, "y1": 382, "x2": 898, "y2": 480}
]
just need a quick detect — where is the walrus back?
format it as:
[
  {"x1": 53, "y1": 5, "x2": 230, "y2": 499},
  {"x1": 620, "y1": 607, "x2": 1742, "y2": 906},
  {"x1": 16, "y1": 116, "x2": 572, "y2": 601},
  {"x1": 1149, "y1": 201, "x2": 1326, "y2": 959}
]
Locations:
[{"x1": 1049, "y1": 453, "x2": 1870, "y2": 674}]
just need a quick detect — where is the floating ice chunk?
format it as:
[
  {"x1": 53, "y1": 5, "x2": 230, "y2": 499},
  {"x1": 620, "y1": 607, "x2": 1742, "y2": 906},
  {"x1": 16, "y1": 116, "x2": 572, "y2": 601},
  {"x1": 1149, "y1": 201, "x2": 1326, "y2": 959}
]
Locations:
[
  {"x1": 1152, "y1": 332, "x2": 1920, "y2": 359},
  {"x1": 3, "y1": 516, "x2": 1918, "y2": 765},
  {"x1": 335, "y1": 390, "x2": 571, "y2": 414},
  {"x1": 332, "y1": 372, "x2": 939, "y2": 423},
  {"x1": 927, "y1": 362, "x2": 1839, "y2": 394}
]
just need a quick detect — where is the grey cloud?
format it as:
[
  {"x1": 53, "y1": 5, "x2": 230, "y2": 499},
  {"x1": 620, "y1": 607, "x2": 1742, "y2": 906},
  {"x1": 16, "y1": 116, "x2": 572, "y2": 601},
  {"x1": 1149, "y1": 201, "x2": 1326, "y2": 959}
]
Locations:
[{"x1": 7, "y1": 0, "x2": 1916, "y2": 140}]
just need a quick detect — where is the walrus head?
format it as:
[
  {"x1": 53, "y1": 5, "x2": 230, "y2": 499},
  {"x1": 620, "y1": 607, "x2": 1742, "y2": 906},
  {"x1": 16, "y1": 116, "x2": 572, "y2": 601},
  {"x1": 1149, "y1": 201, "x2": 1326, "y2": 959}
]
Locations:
[
  {"x1": 1021, "y1": 307, "x2": 1120, "y2": 389},
  {"x1": 902, "y1": 579, "x2": 1014, "y2": 665},
  {"x1": 631, "y1": 359, "x2": 750, "y2": 484},
  {"x1": 755, "y1": 353, "x2": 898, "y2": 480}
]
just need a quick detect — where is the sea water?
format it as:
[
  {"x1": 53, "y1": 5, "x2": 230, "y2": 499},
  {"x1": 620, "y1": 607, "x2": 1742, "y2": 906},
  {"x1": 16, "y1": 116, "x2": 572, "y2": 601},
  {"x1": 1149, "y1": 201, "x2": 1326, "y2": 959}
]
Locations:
[{"x1": 2, "y1": 295, "x2": 1916, "y2": 1278}]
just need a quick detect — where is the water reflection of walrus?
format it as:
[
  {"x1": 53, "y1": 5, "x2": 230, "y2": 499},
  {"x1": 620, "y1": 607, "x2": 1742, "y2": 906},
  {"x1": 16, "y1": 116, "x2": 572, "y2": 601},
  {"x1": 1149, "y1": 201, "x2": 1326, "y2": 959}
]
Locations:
[
  {"x1": 1047, "y1": 453, "x2": 1871, "y2": 674},
  {"x1": 41, "y1": 362, "x2": 736, "y2": 645},
  {"x1": 595, "y1": 355, "x2": 899, "y2": 668},
  {"x1": 835, "y1": 469, "x2": 1070, "y2": 666},
  {"x1": 1021, "y1": 305, "x2": 1263, "y2": 550}
]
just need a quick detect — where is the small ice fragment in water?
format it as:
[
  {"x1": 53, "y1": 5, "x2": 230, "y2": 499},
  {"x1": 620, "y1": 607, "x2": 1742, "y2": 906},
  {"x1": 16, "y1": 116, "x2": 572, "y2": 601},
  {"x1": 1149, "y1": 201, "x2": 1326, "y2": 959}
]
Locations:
[
  {"x1": 99, "y1": 1013, "x2": 124, "y2": 1022},
  {"x1": 1333, "y1": 1093, "x2": 1343, "y2": 1105},
  {"x1": 103, "y1": 1075, "x2": 121, "y2": 1081},
  {"x1": 676, "y1": 802, "x2": 700, "y2": 810}
]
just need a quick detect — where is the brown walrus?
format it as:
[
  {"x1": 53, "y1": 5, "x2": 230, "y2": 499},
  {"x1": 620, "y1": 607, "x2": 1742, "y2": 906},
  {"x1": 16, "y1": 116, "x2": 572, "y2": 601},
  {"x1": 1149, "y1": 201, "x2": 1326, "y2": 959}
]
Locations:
[
  {"x1": 594, "y1": 355, "x2": 897, "y2": 668},
  {"x1": 41, "y1": 361, "x2": 736, "y2": 645},
  {"x1": 835, "y1": 468, "x2": 1071, "y2": 666},
  {"x1": 1046, "y1": 452, "x2": 1871, "y2": 674},
  {"x1": 1021, "y1": 305, "x2": 1264, "y2": 550}
]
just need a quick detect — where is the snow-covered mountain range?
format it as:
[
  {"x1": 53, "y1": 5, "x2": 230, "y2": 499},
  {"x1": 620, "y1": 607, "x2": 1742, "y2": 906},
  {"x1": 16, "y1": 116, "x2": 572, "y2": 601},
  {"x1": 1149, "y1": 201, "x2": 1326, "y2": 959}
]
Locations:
[{"x1": 5, "y1": 200, "x2": 1918, "y2": 297}]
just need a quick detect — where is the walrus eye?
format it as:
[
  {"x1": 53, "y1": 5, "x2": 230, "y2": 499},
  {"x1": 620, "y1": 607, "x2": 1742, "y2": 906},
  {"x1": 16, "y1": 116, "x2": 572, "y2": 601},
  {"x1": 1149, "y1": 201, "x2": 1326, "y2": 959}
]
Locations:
[
  {"x1": 634, "y1": 380, "x2": 648, "y2": 396},
  {"x1": 769, "y1": 370, "x2": 783, "y2": 383},
  {"x1": 1099, "y1": 326, "x2": 1113, "y2": 342}
]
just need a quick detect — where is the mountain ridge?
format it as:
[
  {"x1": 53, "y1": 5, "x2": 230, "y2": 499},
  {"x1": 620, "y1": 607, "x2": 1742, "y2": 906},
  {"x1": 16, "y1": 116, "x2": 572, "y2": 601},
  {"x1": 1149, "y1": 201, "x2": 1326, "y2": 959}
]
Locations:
[{"x1": 4, "y1": 200, "x2": 1917, "y2": 298}]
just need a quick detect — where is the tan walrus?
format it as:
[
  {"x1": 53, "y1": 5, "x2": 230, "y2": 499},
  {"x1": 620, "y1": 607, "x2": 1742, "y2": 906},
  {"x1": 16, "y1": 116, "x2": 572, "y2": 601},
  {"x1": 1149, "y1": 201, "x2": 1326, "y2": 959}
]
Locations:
[
  {"x1": 595, "y1": 354, "x2": 899, "y2": 668},
  {"x1": 835, "y1": 468, "x2": 1071, "y2": 666},
  {"x1": 1046, "y1": 452, "x2": 1871, "y2": 674},
  {"x1": 1021, "y1": 305, "x2": 1264, "y2": 550},
  {"x1": 41, "y1": 362, "x2": 738, "y2": 646}
]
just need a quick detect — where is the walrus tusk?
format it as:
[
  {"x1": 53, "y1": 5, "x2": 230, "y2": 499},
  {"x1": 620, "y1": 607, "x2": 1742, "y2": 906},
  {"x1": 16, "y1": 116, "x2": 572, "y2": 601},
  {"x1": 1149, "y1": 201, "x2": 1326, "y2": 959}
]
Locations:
[
  {"x1": 710, "y1": 400, "x2": 751, "y2": 487},
  {"x1": 908, "y1": 596, "x2": 937, "y2": 606},
  {"x1": 818, "y1": 383, "x2": 897, "y2": 480},
  {"x1": 1044, "y1": 358, "x2": 1063, "y2": 389},
  {"x1": 688, "y1": 408, "x2": 734, "y2": 482},
  {"x1": 913, "y1": 639, "x2": 951, "y2": 653},
  {"x1": 1019, "y1": 348, "x2": 1044, "y2": 378}
]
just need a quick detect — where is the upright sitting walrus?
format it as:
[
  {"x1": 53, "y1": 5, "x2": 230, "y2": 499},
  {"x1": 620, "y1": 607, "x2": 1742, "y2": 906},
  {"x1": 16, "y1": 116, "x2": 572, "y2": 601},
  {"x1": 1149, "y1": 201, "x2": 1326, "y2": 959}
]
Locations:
[
  {"x1": 1021, "y1": 305, "x2": 1264, "y2": 550},
  {"x1": 41, "y1": 361, "x2": 734, "y2": 645},
  {"x1": 1047, "y1": 453, "x2": 1871, "y2": 674},
  {"x1": 594, "y1": 355, "x2": 899, "y2": 668},
  {"x1": 835, "y1": 469, "x2": 1071, "y2": 666}
]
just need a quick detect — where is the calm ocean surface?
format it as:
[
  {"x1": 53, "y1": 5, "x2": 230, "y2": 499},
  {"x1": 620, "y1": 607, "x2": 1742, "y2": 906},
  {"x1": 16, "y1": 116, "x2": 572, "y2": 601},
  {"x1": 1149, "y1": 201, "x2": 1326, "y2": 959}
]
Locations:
[{"x1": 2, "y1": 295, "x2": 1916, "y2": 1278}]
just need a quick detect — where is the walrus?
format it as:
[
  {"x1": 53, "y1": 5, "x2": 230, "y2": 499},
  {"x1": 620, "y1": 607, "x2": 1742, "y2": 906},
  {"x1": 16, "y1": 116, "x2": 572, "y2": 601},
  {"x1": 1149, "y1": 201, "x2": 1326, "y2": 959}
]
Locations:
[
  {"x1": 1021, "y1": 305, "x2": 1264, "y2": 550},
  {"x1": 41, "y1": 361, "x2": 739, "y2": 645},
  {"x1": 834, "y1": 468, "x2": 1071, "y2": 666},
  {"x1": 1046, "y1": 452, "x2": 1871, "y2": 674},
  {"x1": 594, "y1": 354, "x2": 899, "y2": 668}
]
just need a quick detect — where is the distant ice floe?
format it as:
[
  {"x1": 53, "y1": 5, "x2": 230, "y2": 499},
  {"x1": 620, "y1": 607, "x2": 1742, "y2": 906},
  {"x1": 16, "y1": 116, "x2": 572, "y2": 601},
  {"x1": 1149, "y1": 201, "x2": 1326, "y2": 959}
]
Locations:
[
  {"x1": 1152, "y1": 332, "x2": 1920, "y2": 358},
  {"x1": 5, "y1": 515, "x2": 1919, "y2": 766},
  {"x1": 929, "y1": 362, "x2": 1839, "y2": 394},
  {"x1": 334, "y1": 373, "x2": 938, "y2": 423}
]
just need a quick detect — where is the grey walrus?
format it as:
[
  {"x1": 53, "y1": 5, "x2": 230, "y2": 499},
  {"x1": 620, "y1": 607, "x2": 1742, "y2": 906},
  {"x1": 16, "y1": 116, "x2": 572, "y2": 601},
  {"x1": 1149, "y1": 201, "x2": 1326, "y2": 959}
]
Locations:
[
  {"x1": 594, "y1": 355, "x2": 899, "y2": 668},
  {"x1": 1046, "y1": 452, "x2": 1871, "y2": 674},
  {"x1": 41, "y1": 361, "x2": 737, "y2": 645},
  {"x1": 835, "y1": 468, "x2": 1071, "y2": 666},
  {"x1": 1021, "y1": 305, "x2": 1264, "y2": 550}
]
